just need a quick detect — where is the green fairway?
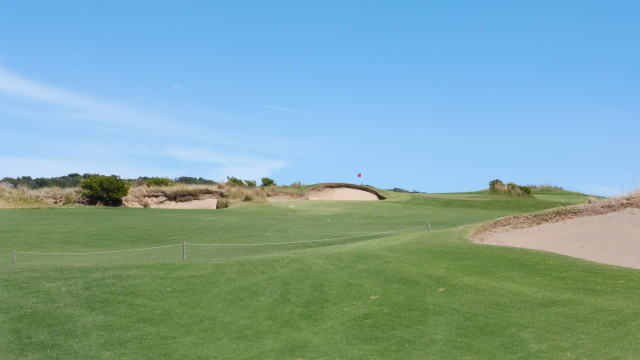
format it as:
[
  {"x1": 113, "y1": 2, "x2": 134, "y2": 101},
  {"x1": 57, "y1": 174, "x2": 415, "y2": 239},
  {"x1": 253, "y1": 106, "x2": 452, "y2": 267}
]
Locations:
[{"x1": 2, "y1": 190, "x2": 639, "y2": 359}]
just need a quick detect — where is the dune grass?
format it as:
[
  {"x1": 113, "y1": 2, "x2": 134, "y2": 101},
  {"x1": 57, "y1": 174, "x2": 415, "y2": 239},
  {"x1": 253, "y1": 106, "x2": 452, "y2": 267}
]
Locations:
[{"x1": 1, "y1": 190, "x2": 640, "y2": 359}]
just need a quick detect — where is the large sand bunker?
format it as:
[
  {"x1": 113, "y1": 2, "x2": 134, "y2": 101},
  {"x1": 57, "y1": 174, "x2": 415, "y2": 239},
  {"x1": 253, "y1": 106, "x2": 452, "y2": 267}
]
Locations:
[
  {"x1": 268, "y1": 184, "x2": 385, "y2": 202},
  {"x1": 151, "y1": 198, "x2": 218, "y2": 209},
  {"x1": 475, "y1": 208, "x2": 640, "y2": 269},
  {"x1": 306, "y1": 187, "x2": 379, "y2": 201}
]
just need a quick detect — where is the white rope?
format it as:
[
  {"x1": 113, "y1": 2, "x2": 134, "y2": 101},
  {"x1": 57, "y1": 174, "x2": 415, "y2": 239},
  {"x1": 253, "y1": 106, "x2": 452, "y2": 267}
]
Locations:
[
  {"x1": 16, "y1": 243, "x2": 182, "y2": 255},
  {"x1": 187, "y1": 224, "x2": 428, "y2": 247},
  {"x1": 13, "y1": 224, "x2": 429, "y2": 257}
]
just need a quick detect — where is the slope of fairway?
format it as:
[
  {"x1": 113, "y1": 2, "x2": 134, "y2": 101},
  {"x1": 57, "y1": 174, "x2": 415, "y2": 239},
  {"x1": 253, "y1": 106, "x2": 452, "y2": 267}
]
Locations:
[{"x1": 2, "y1": 191, "x2": 640, "y2": 359}]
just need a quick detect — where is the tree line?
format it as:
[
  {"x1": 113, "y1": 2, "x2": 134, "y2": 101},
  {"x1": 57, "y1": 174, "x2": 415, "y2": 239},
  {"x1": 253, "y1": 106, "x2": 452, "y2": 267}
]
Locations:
[{"x1": 1, "y1": 174, "x2": 218, "y2": 189}]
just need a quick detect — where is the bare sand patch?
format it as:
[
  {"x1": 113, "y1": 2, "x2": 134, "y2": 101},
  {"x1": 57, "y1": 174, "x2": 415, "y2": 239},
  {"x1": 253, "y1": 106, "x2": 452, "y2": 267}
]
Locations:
[
  {"x1": 151, "y1": 198, "x2": 218, "y2": 210},
  {"x1": 475, "y1": 208, "x2": 640, "y2": 269},
  {"x1": 306, "y1": 187, "x2": 379, "y2": 201}
]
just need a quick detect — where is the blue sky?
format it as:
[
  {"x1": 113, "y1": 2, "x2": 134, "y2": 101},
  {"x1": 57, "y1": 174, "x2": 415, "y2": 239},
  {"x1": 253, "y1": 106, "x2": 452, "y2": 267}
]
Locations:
[{"x1": 1, "y1": 1, "x2": 638, "y2": 195}]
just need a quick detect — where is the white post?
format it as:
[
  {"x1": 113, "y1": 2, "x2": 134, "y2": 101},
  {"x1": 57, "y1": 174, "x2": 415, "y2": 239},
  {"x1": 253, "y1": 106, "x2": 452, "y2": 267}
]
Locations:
[
  {"x1": 428, "y1": 223, "x2": 431, "y2": 232},
  {"x1": 182, "y1": 242, "x2": 186, "y2": 261}
]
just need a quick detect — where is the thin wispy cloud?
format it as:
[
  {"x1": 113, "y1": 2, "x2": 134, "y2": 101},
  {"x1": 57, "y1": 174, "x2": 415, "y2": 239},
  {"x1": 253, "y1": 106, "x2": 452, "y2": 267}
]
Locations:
[
  {"x1": 0, "y1": 65, "x2": 253, "y2": 146},
  {"x1": 262, "y1": 104, "x2": 316, "y2": 116},
  {"x1": 172, "y1": 84, "x2": 187, "y2": 91},
  {"x1": 0, "y1": 65, "x2": 155, "y2": 128},
  {"x1": 166, "y1": 146, "x2": 288, "y2": 180},
  {"x1": 0, "y1": 65, "x2": 290, "y2": 180},
  {"x1": 0, "y1": 66, "x2": 103, "y2": 109}
]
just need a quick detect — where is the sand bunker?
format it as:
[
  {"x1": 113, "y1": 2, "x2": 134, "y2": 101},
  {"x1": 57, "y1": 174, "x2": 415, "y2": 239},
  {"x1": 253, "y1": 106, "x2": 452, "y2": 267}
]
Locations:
[
  {"x1": 306, "y1": 187, "x2": 379, "y2": 201},
  {"x1": 152, "y1": 198, "x2": 218, "y2": 209},
  {"x1": 475, "y1": 208, "x2": 640, "y2": 269},
  {"x1": 267, "y1": 184, "x2": 383, "y2": 202},
  {"x1": 124, "y1": 198, "x2": 218, "y2": 209}
]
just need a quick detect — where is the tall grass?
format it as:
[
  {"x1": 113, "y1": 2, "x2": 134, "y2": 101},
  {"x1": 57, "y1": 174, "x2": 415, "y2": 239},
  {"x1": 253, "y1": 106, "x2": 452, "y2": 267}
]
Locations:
[{"x1": 0, "y1": 184, "x2": 60, "y2": 207}]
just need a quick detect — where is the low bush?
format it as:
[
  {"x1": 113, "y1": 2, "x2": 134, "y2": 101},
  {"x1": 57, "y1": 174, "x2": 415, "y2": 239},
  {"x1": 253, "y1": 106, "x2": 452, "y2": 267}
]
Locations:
[
  {"x1": 81, "y1": 176, "x2": 130, "y2": 206},
  {"x1": 244, "y1": 180, "x2": 257, "y2": 188},
  {"x1": 226, "y1": 176, "x2": 244, "y2": 186},
  {"x1": 489, "y1": 179, "x2": 504, "y2": 192},
  {"x1": 261, "y1": 177, "x2": 276, "y2": 187},
  {"x1": 507, "y1": 182, "x2": 531, "y2": 196},
  {"x1": 489, "y1": 179, "x2": 531, "y2": 197}
]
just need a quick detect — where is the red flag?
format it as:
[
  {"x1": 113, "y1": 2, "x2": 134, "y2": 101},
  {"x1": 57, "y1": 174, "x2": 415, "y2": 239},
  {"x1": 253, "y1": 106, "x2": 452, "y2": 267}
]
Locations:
[{"x1": 357, "y1": 173, "x2": 362, "y2": 178}]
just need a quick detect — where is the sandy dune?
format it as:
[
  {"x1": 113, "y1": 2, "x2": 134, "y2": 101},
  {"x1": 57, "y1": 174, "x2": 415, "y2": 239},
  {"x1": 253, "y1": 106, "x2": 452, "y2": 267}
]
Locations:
[{"x1": 475, "y1": 208, "x2": 640, "y2": 269}]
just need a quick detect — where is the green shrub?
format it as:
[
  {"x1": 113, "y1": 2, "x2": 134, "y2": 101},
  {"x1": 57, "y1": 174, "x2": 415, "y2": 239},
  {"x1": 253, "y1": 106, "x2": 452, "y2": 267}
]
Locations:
[
  {"x1": 146, "y1": 177, "x2": 175, "y2": 187},
  {"x1": 489, "y1": 179, "x2": 531, "y2": 197},
  {"x1": 81, "y1": 176, "x2": 130, "y2": 206},
  {"x1": 260, "y1": 177, "x2": 276, "y2": 187},
  {"x1": 489, "y1": 179, "x2": 504, "y2": 192},
  {"x1": 226, "y1": 176, "x2": 244, "y2": 186},
  {"x1": 244, "y1": 180, "x2": 257, "y2": 188}
]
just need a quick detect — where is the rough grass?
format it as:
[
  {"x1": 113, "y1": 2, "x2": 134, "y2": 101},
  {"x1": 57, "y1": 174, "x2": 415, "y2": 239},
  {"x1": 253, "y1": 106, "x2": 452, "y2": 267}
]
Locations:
[{"x1": 0, "y1": 184, "x2": 53, "y2": 208}]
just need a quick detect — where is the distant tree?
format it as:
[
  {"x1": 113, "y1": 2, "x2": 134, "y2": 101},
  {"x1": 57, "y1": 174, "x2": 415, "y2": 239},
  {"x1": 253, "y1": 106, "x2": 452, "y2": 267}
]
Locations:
[
  {"x1": 1, "y1": 177, "x2": 17, "y2": 187},
  {"x1": 146, "y1": 177, "x2": 175, "y2": 187},
  {"x1": 81, "y1": 176, "x2": 130, "y2": 206},
  {"x1": 260, "y1": 177, "x2": 276, "y2": 187},
  {"x1": 244, "y1": 180, "x2": 257, "y2": 188},
  {"x1": 391, "y1": 187, "x2": 410, "y2": 193},
  {"x1": 33, "y1": 178, "x2": 50, "y2": 188},
  {"x1": 174, "y1": 176, "x2": 217, "y2": 185}
]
